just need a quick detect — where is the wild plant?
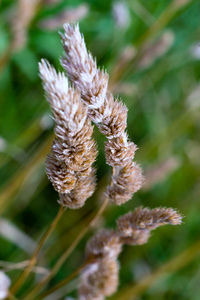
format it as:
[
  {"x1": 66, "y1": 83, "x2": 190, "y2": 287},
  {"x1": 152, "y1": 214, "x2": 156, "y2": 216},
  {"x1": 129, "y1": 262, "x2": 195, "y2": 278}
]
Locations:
[{"x1": 5, "y1": 23, "x2": 182, "y2": 300}]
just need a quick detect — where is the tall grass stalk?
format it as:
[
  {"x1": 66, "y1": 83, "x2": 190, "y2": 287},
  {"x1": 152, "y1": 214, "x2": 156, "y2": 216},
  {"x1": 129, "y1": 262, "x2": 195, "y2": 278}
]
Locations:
[
  {"x1": 9, "y1": 206, "x2": 65, "y2": 295},
  {"x1": 22, "y1": 196, "x2": 110, "y2": 300}
]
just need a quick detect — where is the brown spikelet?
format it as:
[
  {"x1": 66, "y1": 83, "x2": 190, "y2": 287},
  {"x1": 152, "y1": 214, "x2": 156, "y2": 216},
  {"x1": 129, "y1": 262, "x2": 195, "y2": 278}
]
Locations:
[
  {"x1": 105, "y1": 134, "x2": 137, "y2": 167},
  {"x1": 117, "y1": 206, "x2": 182, "y2": 245},
  {"x1": 68, "y1": 119, "x2": 94, "y2": 147},
  {"x1": 87, "y1": 93, "x2": 113, "y2": 123},
  {"x1": 97, "y1": 93, "x2": 128, "y2": 139},
  {"x1": 107, "y1": 162, "x2": 143, "y2": 205},
  {"x1": 79, "y1": 257, "x2": 119, "y2": 300},
  {"x1": 39, "y1": 59, "x2": 94, "y2": 138},
  {"x1": 46, "y1": 154, "x2": 76, "y2": 194},
  {"x1": 61, "y1": 23, "x2": 109, "y2": 110},
  {"x1": 119, "y1": 230, "x2": 151, "y2": 245},
  {"x1": 51, "y1": 137, "x2": 97, "y2": 175},
  {"x1": 58, "y1": 169, "x2": 96, "y2": 209},
  {"x1": 39, "y1": 59, "x2": 97, "y2": 207},
  {"x1": 39, "y1": 22, "x2": 183, "y2": 300},
  {"x1": 86, "y1": 229, "x2": 122, "y2": 261},
  {"x1": 61, "y1": 23, "x2": 144, "y2": 205}
]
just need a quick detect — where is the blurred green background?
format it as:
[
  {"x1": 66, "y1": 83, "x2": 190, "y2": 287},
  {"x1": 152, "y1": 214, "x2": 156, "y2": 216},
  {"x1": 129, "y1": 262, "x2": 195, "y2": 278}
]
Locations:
[{"x1": 0, "y1": 0, "x2": 200, "y2": 299}]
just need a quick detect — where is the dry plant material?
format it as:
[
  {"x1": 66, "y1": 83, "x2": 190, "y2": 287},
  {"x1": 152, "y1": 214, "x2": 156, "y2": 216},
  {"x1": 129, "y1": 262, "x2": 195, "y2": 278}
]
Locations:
[
  {"x1": 79, "y1": 230, "x2": 121, "y2": 300},
  {"x1": 85, "y1": 229, "x2": 122, "y2": 260},
  {"x1": 61, "y1": 23, "x2": 143, "y2": 205},
  {"x1": 107, "y1": 161, "x2": 143, "y2": 205},
  {"x1": 79, "y1": 257, "x2": 119, "y2": 300},
  {"x1": 39, "y1": 60, "x2": 97, "y2": 208},
  {"x1": 117, "y1": 206, "x2": 182, "y2": 245},
  {"x1": 79, "y1": 207, "x2": 182, "y2": 299},
  {"x1": 58, "y1": 168, "x2": 96, "y2": 209},
  {"x1": 37, "y1": 22, "x2": 183, "y2": 300}
]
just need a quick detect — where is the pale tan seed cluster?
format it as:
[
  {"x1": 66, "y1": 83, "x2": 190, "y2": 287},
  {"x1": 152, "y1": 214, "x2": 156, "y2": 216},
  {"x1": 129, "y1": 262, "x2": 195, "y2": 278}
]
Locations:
[
  {"x1": 79, "y1": 207, "x2": 182, "y2": 299},
  {"x1": 39, "y1": 23, "x2": 183, "y2": 300},
  {"x1": 61, "y1": 23, "x2": 143, "y2": 205},
  {"x1": 116, "y1": 206, "x2": 182, "y2": 245},
  {"x1": 61, "y1": 23, "x2": 109, "y2": 113},
  {"x1": 39, "y1": 60, "x2": 97, "y2": 209},
  {"x1": 79, "y1": 229, "x2": 121, "y2": 300}
]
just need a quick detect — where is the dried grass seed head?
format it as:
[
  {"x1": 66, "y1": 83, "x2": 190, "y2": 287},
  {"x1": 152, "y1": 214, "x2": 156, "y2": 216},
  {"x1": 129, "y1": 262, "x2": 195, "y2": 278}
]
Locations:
[
  {"x1": 119, "y1": 229, "x2": 151, "y2": 246},
  {"x1": 39, "y1": 59, "x2": 88, "y2": 137},
  {"x1": 79, "y1": 257, "x2": 119, "y2": 300},
  {"x1": 52, "y1": 137, "x2": 97, "y2": 174},
  {"x1": 97, "y1": 93, "x2": 128, "y2": 139},
  {"x1": 46, "y1": 154, "x2": 76, "y2": 194},
  {"x1": 86, "y1": 229, "x2": 122, "y2": 260},
  {"x1": 105, "y1": 134, "x2": 137, "y2": 167},
  {"x1": 58, "y1": 168, "x2": 96, "y2": 209},
  {"x1": 107, "y1": 162, "x2": 143, "y2": 205},
  {"x1": 61, "y1": 23, "x2": 109, "y2": 110},
  {"x1": 39, "y1": 59, "x2": 97, "y2": 200},
  {"x1": 117, "y1": 206, "x2": 183, "y2": 238},
  {"x1": 59, "y1": 23, "x2": 144, "y2": 205}
]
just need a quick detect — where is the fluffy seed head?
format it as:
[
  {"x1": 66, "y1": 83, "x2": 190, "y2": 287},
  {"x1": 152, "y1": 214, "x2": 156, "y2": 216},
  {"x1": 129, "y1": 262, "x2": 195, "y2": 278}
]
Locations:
[
  {"x1": 52, "y1": 137, "x2": 97, "y2": 175},
  {"x1": 97, "y1": 94, "x2": 128, "y2": 139},
  {"x1": 107, "y1": 162, "x2": 143, "y2": 205},
  {"x1": 58, "y1": 168, "x2": 96, "y2": 209},
  {"x1": 60, "y1": 23, "x2": 143, "y2": 204},
  {"x1": 105, "y1": 134, "x2": 137, "y2": 167},
  {"x1": 46, "y1": 154, "x2": 76, "y2": 194},
  {"x1": 79, "y1": 257, "x2": 119, "y2": 300},
  {"x1": 39, "y1": 59, "x2": 88, "y2": 138},
  {"x1": 117, "y1": 206, "x2": 183, "y2": 242},
  {"x1": 119, "y1": 229, "x2": 151, "y2": 245},
  {"x1": 61, "y1": 23, "x2": 109, "y2": 110},
  {"x1": 86, "y1": 229, "x2": 122, "y2": 260},
  {"x1": 39, "y1": 59, "x2": 97, "y2": 204}
]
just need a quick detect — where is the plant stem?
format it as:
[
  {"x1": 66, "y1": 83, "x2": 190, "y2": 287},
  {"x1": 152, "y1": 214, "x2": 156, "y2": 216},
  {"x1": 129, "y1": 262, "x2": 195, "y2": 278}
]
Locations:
[
  {"x1": 39, "y1": 261, "x2": 90, "y2": 299},
  {"x1": 9, "y1": 205, "x2": 65, "y2": 296},
  {"x1": 23, "y1": 196, "x2": 109, "y2": 300}
]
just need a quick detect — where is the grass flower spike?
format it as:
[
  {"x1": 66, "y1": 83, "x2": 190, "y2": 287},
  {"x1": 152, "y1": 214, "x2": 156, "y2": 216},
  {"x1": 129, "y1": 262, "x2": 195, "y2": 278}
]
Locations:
[
  {"x1": 117, "y1": 206, "x2": 183, "y2": 245},
  {"x1": 61, "y1": 23, "x2": 143, "y2": 205},
  {"x1": 39, "y1": 59, "x2": 97, "y2": 208},
  {"x1": 61, "y1": 23, "x2": 109, "y2": 113},
  {"x1": 79, "y1": 256, "x2": 119, "y2": 300},
  {"x1": 79, "y1": 230, "x2": 121, "y2": 300},
  {"x1": 28, "y1": 22, "x2": 183, "y2": 300},
  {"x1": 78, "y1": 207, "x2": 182, "y2": 299},
  {"x1": 2, "y1": 0, "x2": 196, "y2": 298}
]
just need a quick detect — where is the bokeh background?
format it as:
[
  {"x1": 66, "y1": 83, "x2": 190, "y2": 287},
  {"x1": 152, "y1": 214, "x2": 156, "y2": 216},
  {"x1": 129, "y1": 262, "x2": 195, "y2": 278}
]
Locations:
[{"x1": 1, "y1": 0, "x2": 200, "y2": 299}]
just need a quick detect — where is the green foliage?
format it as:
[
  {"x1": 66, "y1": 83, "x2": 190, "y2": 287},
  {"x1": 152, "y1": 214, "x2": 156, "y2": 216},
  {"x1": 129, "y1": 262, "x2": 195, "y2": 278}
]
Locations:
[{"x1": 0, "y1": 0, "x2": 200, "y2": 299}]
